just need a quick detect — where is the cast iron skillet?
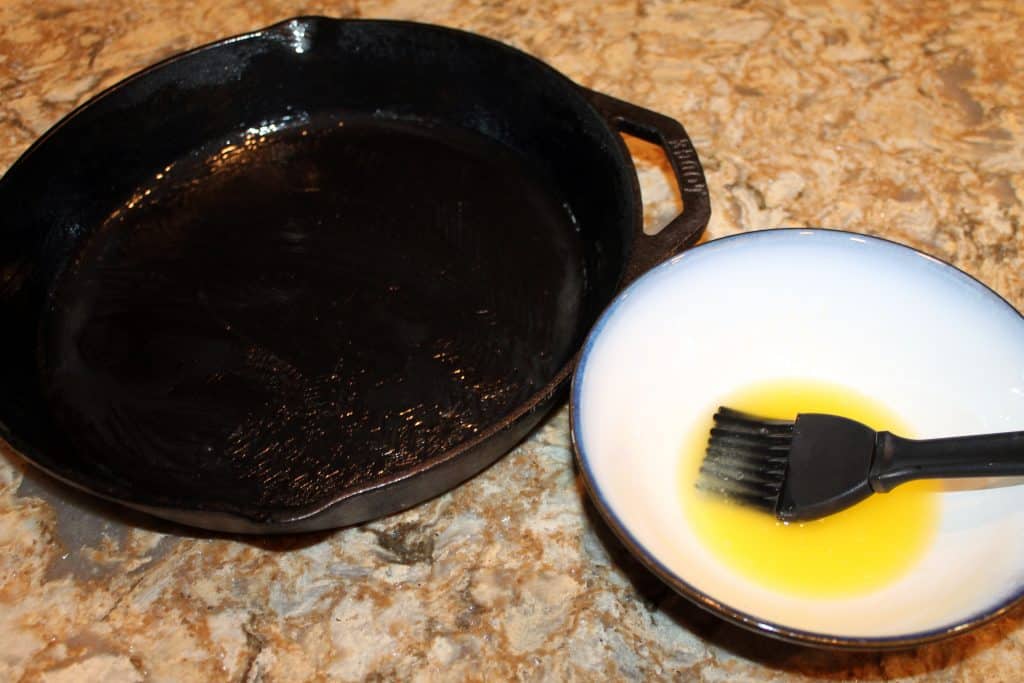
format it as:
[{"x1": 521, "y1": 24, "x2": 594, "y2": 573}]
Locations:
[{"x1": 0, "y1": 17, "x2": 709, "y2": 533}]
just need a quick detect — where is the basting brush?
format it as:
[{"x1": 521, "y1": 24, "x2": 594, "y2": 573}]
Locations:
[{"x1": 696, "y1": 407, "x2": 1024, "y2": 522}]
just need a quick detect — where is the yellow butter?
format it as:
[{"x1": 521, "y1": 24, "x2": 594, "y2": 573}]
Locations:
[{"x1": 680, "y1": 379, "x2": 939, "y2": 597}]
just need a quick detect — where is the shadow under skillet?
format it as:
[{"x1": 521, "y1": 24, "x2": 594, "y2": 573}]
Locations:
[
  {"x1": 576, "y1": 487, "x2": 1020, "y2": 679},
  {"x1": 3, "y1": 389, "x2": 571, "y2": 563},
  {"x1": 1, "y1": 440, "x2": 334, "y2": 580}
]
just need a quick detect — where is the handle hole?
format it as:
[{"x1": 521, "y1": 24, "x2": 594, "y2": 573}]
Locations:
[{"x1": 620, "y1": 133, "x2": 684, "y2": 236}]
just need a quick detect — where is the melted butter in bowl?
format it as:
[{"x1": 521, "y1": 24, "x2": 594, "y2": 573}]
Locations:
[
  {"x1": 571, "y1": 228, "x2": 1024, "y2": 648},
  {"x1": 681, "y1": 378, "x2": 939, "y2": 598}
]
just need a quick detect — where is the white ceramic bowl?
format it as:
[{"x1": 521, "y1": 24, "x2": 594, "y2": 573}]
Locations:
[{"x1": 571, "y1": 228, "x2": 1024, "y2": 648}]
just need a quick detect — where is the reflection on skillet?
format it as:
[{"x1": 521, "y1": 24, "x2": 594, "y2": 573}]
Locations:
[{"x1": 42, "y1": 113, "x2": 584, "y2": 510}]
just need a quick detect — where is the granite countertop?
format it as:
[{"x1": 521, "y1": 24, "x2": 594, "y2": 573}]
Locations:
[{"x1": 2, "y1": 1, "x2": 1023, "y2": 680}]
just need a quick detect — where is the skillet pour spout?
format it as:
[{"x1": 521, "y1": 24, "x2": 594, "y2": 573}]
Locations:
[{"x1": 0, "y1": 17, "x2": 709, "y2": 533}]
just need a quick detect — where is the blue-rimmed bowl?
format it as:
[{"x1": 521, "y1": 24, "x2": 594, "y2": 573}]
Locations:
[{"x1": 571, "y1": 228, "x2": 1024, "y2": 649}]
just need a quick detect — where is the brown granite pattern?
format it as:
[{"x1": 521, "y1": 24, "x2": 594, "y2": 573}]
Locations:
[{"x1": 2, "y1": 1, "x2": 1024, "y2": 680}]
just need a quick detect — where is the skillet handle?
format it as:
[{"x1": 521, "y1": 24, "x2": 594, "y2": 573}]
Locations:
[{"x1": 584, "y1": 89, "x2": 711, "y2": 284}]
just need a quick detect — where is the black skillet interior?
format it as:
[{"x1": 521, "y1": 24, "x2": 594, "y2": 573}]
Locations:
[{"x1": 0, "y1": 17, "x2": 708, "y2": 532}]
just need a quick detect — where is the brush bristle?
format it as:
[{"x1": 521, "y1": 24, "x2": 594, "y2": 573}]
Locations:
[{"x1": 695, "y1": 407, "x2": 793, "y2": 513}]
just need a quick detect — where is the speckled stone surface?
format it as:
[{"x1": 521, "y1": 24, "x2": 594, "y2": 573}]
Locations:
[{"x1": 2, "y1": 1, "x2": 1024, "y2": 680}]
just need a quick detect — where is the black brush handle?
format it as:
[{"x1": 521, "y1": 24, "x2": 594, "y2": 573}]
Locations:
[{"x1": 870, "y1": 430, "x2": 1024, "y2": 492}]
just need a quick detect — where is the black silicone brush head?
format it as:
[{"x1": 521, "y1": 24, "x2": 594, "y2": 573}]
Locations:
[{"x1": 697, "y1": 407, "x2": 877, "y2": 522}]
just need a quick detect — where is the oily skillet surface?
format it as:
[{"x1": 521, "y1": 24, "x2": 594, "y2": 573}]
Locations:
[{"x1": 0, "y1": 17, "x2": 709, "y2": 532}]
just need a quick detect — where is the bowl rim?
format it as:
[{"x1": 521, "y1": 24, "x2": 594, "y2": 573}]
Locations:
[{"x1": 570, "y1": 226, "x2": 1024, "y2": 650}]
